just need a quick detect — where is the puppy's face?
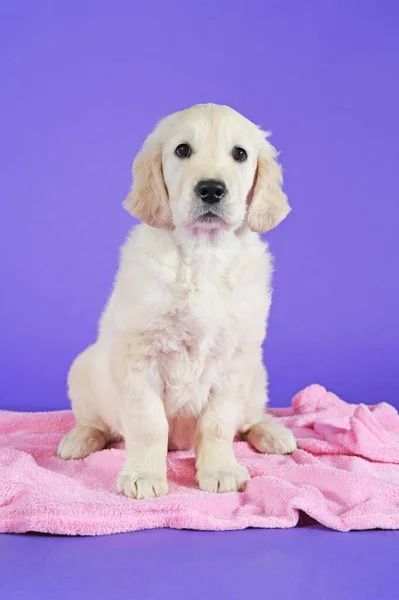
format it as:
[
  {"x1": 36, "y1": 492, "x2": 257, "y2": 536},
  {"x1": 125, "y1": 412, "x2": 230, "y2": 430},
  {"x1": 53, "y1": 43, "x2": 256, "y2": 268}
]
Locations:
[
  {"x1": 124, "y1": 104, "x2": 290, "y2": 234},
  {"x1": 161, "y1": 107, "x2": 259, "y2": 232}
]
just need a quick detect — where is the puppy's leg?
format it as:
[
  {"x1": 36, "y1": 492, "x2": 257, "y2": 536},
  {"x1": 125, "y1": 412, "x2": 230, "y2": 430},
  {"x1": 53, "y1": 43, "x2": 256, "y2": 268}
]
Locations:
[
  {"x1": 196, "y1": 376, "x2": 249, "y2": 493},
  {"x1": 116, "y1": 359, "x2": 168, "y2": 500},
  {"x1": 58, "y1": 346, "x2": 108, "y2": 459},
  {"x1": 58, "y1": 423, "x2": 107, "y2": 459},
  {"x1": 244, "y1": 420, "x2": 297, "y2": 454},
  {"x1": 241, "y1": 362, "x2": 297, "y2": 455}
]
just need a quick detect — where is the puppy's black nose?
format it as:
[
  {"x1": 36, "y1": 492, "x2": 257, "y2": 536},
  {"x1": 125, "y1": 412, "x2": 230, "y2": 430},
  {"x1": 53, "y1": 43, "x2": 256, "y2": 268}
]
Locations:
[{"x1": 195, "y1": 179, "x2": 227, "y2": 204}]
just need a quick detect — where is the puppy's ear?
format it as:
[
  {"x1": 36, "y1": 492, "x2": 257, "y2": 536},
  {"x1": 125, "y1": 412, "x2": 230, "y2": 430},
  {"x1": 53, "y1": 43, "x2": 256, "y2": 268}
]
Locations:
[
  {"x1": 123, "y1": 132, "x2": 172, "y2": 228},
  {"x1": 247, "y1": 140, "x2": 291, "y2": 233}
]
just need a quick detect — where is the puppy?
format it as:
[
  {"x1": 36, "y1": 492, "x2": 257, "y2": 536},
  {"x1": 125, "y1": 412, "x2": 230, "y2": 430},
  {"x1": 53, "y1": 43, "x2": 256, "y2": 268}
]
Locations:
[{"x1": 58, "y1": 103, "x2": 297, "y2": 499}]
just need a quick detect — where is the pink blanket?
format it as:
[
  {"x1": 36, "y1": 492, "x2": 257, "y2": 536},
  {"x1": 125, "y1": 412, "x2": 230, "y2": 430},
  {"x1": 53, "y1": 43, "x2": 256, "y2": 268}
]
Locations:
[{"x1": 1, "y1": 384, "x2": 399, "y2": 535}]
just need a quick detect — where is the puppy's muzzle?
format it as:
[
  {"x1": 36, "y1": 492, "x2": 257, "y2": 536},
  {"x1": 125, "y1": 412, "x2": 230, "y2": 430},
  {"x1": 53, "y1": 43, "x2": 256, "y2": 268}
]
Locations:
[{"x1": 195, "y1": 179, "x2": 227, "y2": 205}]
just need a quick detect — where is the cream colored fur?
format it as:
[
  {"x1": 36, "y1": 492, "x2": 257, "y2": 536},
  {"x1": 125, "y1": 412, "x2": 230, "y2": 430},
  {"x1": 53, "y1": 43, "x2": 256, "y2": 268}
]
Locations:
[{"x1": 58, "y1": 104, "x2": 296, "y2": 499}]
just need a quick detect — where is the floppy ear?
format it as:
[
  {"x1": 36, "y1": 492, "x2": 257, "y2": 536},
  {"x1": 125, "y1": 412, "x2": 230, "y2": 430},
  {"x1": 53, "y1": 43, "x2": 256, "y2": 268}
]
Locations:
[
  {"x1": 247, "y1": 142, "x2": 291, "y2": 233},
  {"x1": 123, "y1": 132, "x2": 172, "y2": 228}
]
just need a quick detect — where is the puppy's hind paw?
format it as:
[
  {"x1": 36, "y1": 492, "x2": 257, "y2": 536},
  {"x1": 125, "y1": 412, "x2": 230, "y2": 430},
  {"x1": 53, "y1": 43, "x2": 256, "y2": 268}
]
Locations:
[
  {"x1": 246, "y1": 421, "x2": 297, "y2": 455},
  {"x1": 57, "y1": 425, "x2": 106, "y2": 460}
]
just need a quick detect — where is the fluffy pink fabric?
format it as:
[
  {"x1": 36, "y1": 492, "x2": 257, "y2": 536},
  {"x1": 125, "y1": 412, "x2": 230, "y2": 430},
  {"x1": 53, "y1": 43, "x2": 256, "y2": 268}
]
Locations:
[{"x1": 1, "y1": 385, "x2": 399, "y2": 535}]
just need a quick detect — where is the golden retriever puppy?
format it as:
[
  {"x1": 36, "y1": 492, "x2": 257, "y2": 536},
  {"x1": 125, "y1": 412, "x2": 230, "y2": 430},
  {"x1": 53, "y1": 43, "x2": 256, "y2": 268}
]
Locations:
[{"x1": 58, "y1": 103, "x2": 297, "y2": 499}]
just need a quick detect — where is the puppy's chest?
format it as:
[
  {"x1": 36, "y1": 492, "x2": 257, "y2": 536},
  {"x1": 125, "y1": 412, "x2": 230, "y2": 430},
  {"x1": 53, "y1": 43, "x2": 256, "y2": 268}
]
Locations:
[
  {"x1": 160, "y1": 270, "x2": 237, "y2": 354},
  {"x1": 156, "y1": 272, "x2": 239, "y2": 416}
]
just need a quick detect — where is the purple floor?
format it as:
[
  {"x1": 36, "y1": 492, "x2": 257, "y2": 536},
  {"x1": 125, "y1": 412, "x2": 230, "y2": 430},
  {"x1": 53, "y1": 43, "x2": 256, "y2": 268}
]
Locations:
[{"x1": 1, "y1": 525, "x2": 398, "y2": 599}]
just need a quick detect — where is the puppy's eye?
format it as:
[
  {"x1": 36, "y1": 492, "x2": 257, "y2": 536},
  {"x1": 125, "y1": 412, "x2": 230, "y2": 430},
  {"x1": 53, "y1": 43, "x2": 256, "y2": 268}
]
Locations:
[
  {"x1": 175, "y1": 143, "x2": 192, "y2": 158},
  {"x1": 232, "y1": 146, "x2": 247, "y2": 162}
]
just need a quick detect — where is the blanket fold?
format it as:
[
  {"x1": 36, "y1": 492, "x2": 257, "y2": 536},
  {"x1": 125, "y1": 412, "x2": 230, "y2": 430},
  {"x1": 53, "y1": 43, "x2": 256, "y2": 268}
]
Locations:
[{"x1": 1, "y1": 384, "x2": 398, "y2": 535}]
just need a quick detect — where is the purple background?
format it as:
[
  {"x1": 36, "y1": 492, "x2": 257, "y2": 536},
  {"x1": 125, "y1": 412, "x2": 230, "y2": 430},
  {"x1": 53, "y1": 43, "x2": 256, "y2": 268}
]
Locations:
[
  {"x1": 1, "y1": 1, "x2": 398, "y2": 412},
  {"x1": 1, "y1": 528, "x2": 397, "y2": 600}
]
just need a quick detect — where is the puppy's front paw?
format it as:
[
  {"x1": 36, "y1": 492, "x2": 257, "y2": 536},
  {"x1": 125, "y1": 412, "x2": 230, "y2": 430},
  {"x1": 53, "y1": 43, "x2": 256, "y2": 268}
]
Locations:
[
  {"x1": 196, "y1": 462, "x2": 249, "y2": 493},
  {"x1": 248, "y1": 421, "x2": 297, "y2": 455},
  {"x1": 117, "y1": 470, "x2": 168, "y2": 500}
]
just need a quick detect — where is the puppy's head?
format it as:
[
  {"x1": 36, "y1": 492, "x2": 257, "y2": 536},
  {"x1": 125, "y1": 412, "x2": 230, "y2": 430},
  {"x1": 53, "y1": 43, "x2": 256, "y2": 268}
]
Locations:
[{"x1": 124, "y1": 104, "x2": 290, "y2": 233}]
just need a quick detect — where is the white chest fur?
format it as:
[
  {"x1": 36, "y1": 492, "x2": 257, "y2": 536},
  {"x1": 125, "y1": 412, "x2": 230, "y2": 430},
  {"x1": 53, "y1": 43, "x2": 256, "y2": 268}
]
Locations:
[
  {"x1": 99, "y1": 225, "x2": 272, "y2": 418},
  {"x1": 157, "y1": 259, "x2": 240, "y2": 416}
]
